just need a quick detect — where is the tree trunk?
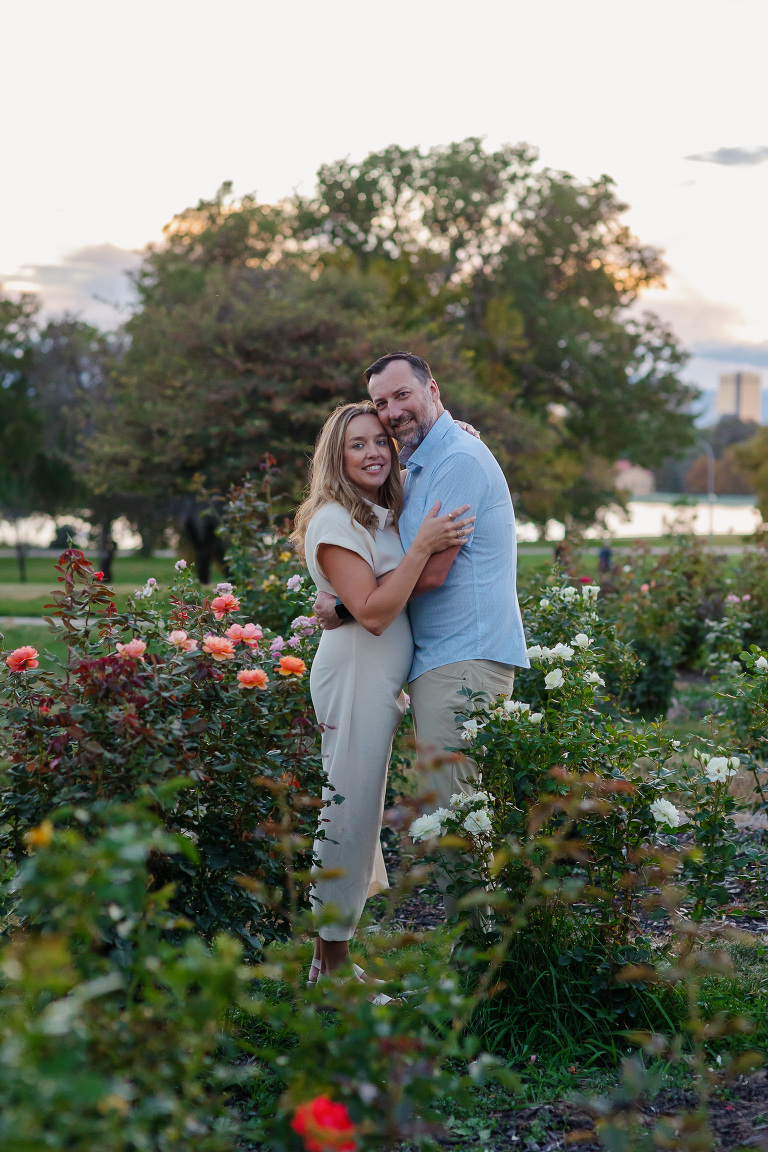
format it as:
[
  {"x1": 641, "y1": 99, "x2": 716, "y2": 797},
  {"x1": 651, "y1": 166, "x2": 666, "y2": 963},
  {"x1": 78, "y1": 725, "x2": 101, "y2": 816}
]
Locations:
[
  {"x1": 96, "y1": 522, "x2": 117, "y2": 583},
  {"x1": 14, "y1": 540, "x2": 27, "y2": 583}
]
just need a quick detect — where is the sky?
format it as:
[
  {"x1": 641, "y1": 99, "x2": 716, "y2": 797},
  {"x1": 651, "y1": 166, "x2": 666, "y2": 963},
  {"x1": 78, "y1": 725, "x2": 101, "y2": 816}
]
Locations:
[{"x1": 4, "y1": 0, "x2": 768, "y2": 409}]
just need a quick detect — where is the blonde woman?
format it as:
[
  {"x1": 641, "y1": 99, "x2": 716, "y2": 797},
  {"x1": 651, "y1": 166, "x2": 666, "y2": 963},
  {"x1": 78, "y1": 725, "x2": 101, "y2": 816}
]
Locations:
[{"x1": 291, "y1": 402, "x2": 473, "y2": 1000}]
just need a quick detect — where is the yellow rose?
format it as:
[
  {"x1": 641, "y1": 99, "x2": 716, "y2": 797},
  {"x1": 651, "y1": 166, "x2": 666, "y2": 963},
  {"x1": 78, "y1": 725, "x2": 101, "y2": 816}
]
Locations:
[{"x1": 25, "y1": 820, "x2": 54, "y2": 849}]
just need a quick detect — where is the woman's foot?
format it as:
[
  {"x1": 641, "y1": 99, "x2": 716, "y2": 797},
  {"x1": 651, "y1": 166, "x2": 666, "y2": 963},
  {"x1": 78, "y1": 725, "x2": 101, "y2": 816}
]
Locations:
[
  {"x1": 306, "y1": 960, "x2": 321, "y2": 988},
  {"x1": 315, "y1": 966, "x2": 406, "y2": 1006}
]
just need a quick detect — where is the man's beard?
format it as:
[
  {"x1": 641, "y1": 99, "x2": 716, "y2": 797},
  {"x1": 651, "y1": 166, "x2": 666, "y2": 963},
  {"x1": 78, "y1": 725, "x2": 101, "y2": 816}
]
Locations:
[{"x1": 390, "y1": 412, "x2": 434, "y2": 449}]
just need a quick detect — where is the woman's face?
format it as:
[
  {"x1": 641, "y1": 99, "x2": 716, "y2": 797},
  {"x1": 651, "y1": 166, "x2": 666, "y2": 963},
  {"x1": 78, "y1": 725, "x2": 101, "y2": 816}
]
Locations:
[{"x1": 343, "y1": 413, "x2": 392, "y2": 498}]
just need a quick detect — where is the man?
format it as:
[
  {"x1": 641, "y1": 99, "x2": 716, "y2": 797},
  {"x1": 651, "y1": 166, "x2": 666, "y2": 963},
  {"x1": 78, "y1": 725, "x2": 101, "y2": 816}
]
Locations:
[{"x1": 314, "y1": 351, "x2": 528, "y2": 922}]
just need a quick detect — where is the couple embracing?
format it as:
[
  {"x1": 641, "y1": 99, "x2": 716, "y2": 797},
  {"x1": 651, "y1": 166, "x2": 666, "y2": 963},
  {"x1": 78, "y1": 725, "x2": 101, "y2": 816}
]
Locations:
[{"x1": 290, "y1": 352, "x2": 528, "y2": 1003}]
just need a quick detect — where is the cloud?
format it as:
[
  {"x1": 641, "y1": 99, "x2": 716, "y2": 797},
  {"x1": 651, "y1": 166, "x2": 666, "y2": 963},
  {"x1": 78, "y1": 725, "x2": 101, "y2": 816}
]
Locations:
[
  {"x1": 691, "y1": 341, "x2": 768, "y2": 368},
  {"x1": 685, "y1": 146, "x2": 768, "y2": 167},
  {"x1": 636, "y1": 287, "x2": 744, "y2": 347},
  {"x1": 1, "y1": 243, "x2": 143, "y2": 327}
]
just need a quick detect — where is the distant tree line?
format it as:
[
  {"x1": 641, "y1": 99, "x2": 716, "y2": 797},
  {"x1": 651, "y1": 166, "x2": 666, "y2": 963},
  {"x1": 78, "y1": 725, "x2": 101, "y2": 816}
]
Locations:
[{"x1": 9, "y1": 136, "x2": 763, "y2": 578}]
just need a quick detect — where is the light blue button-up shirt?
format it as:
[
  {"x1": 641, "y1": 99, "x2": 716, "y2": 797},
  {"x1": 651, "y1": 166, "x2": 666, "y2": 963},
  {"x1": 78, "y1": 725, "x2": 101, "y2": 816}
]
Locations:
[{"x1": 399, "y1": 411, "x2": 529, "y2": 682}]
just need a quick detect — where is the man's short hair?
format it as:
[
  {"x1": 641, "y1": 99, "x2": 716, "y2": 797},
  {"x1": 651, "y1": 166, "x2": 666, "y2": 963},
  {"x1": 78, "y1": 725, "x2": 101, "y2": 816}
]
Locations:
[{"x1": 364, "y1": 351, "x2": 432, "y2": 388}]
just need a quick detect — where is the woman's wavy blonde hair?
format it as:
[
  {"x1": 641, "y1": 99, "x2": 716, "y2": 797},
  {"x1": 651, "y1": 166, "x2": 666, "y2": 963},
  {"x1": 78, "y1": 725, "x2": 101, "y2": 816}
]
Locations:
[{"x1": 290, "y1": 402, "x2": 403, "y2": 560}]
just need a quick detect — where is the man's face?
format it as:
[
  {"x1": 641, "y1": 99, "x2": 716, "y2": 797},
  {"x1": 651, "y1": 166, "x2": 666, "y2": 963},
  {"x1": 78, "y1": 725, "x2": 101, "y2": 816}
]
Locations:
[{"x1": 367, "y1": 361, "x2": 441, "y2": 449}]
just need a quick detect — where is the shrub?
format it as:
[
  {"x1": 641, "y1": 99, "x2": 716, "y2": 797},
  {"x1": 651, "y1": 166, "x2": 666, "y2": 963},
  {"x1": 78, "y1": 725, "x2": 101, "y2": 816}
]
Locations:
[
  {"x1": 0, "y1": 804, "x2": 261, "y2": 1150},
  {"x1": 0, "y1": 547, "x2": 323, "y2": 955}
]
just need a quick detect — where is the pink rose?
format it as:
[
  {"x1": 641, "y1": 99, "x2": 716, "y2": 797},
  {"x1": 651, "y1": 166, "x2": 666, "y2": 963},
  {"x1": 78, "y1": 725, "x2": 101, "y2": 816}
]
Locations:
[{"x1": 116, "y1": 639, "x2": 147, "y2": 660}]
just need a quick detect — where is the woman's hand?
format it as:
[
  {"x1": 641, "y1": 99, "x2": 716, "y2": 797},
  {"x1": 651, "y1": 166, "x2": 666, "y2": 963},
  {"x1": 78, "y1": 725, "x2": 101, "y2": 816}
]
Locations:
[{"x1": 414, "y1": 501, "x2": 474, "y2": 555}]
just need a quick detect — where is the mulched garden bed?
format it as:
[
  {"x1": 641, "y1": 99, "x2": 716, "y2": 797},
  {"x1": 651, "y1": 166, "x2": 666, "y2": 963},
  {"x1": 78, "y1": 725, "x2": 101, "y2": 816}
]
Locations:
[{"x1": 439, "y1": 1070, "x2": 768, "y2": 1151}]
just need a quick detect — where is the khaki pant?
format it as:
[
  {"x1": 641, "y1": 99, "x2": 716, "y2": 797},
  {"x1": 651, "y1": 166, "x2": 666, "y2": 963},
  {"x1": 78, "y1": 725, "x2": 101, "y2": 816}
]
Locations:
[{"x1": 409, "y1": 659, "x2": 515, "y2": 923}]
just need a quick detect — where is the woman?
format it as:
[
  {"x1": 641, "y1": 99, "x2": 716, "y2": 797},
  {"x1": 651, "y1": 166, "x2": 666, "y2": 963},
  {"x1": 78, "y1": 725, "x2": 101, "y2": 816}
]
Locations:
[{"x1": 291, "y1": 402, "x2": 473, "y2": 998}]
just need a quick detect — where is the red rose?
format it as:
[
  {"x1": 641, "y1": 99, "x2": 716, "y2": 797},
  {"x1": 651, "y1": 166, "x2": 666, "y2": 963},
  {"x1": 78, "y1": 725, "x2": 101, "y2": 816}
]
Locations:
[
  {"x1": 291, "y1": 1095, "x2": 356, "y2": 1152},
  {"x1": 94, "y1": 571, "x2": 104, "y2": 581}
]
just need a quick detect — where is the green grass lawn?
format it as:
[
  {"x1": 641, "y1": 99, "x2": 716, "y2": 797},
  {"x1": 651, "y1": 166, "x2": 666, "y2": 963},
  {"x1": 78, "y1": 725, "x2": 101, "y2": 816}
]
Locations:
[
  {"x1": 0, "y1": 554, "x2": 214, "y2": 620},
  {"x1": 0, "y1": 554, "x2": 183, "y2": 586}
]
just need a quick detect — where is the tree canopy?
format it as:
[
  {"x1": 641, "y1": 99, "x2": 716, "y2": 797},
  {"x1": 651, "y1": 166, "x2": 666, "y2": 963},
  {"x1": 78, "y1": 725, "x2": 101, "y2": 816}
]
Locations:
[{"x1": 8, "y1": 139, "x2": 699, "y2": 548}]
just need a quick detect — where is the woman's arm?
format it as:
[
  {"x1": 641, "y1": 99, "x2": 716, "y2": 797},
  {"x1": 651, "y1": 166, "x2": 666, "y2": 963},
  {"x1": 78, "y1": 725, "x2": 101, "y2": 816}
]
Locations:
[{"x1": 318, "y1": 501, "x2": 473, "y2": 636}]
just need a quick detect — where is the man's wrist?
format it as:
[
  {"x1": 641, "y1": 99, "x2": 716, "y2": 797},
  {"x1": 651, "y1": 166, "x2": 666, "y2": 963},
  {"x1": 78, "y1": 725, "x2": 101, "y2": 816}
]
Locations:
[{"x1": 334, "y1": 598, "x2": 353, "y2": 622}]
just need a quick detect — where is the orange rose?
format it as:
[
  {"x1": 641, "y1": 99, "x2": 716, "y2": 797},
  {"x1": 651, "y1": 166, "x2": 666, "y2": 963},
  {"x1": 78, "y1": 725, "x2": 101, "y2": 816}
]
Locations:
[
  {"x1": 278, "y1": 655, "x2": 306, "y2": 677},
  {"x1": 115, "y1": 639, "x2": 147, "y2": 660},
  {"x1": 202, "y1": 634, "x2": 236, "y2": 661},
  {"x1": 5, "y1": 646, "x2": 39, "y2": 672},
  {"x1": 237, "y1": 668, "x2": 268, "y2": 689},
  {"x1": 211, "y1": 593, "x2": 240, "y2": 620}
]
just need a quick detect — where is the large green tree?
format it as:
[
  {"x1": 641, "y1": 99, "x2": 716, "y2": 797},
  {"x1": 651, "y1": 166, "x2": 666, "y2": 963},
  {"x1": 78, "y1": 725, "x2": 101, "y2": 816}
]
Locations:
[
  {"x1": 295, "y1": 138, "x2": 696, "y2": 528},
  {"x1": 0, "y1": 295, "x2": 81, "y2": 580},
  {"x1": 87, "y1": 141, "x2": 697, "y2": 544},
  {"x1": 86, "y1": 187, "x2": 460, "y2": 575}
]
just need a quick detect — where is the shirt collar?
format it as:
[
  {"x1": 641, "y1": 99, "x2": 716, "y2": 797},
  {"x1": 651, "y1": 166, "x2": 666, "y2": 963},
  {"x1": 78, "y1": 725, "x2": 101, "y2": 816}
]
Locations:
[
  {"x1": 365, "y1": 500, "x2": 395, "y2": 529},
  {"x1": 404, "y1": 410, "x2": 454, "y2": 472}
]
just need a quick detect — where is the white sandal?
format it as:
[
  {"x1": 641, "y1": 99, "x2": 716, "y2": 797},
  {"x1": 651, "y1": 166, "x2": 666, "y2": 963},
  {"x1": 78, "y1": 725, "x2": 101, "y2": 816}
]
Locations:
[
  {"x1": 313, "y1": 965, "x2": 405, "y2": 1006},
  {"x1": 307, "y1": 961, "x2": 385, "y2": 990}
]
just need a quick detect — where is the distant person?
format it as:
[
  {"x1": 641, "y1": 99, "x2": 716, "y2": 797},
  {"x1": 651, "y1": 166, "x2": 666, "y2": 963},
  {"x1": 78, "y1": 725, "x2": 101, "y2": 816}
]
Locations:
[
  {"x1": 313, "y1": 352, "x2": 528, "y2": 930},
  {"x1": 598, "y1": 544, "x2": 613, "y2": 574}
]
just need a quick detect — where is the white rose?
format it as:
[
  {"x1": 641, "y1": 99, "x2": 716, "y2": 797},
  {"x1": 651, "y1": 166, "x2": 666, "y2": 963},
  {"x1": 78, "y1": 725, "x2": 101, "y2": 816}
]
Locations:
[
  {"x1": 409, "y1": 810, "x2": 446, "y2": 842},
  {"x1": 449, "y1": 792, "x2": 467, "y2": 808},
  {"x1": 583, "y1": 671, "x2": 606, "y2": 686},
  {"x1": 573, "y1": 633, "x2": 592, "y2": 649},
  {"x1": 529, "y1": 712, "x2": 543, "y2": 723},
  {"x1": 461, "y1": 718, "x2": 485, "y2": 743},
  {"x1": 581, "y1": 584, "x2": 600, "y2": 601},
  {"x1": 544, "y1": 668, "x2": 565, "y2": 690},
  {"x1": 650, "y1": 798, "x2": 684, "y2": 827},
  {"x1": 704, "y1": 756, "x2": 739, "y2": 783},
  {"x1": 755, "y1": 656, "x2": 768, "y2": 672},
  {"x1": 462, "y1": 808, "x2": 493, "y2": 836},
  {"x1": 526, "y1": 645, "x2": 544, "y2": 659},
  {"x1": 558, "y1": 586, "x2": 578, "y2": 602},
  {"x1": 503, "y1": 699, "x2": 530, "y2": 714},
  {"x1": 550, "y1": 643, "x2": 574, "y2": 661},
  {"x1": 539, "y1": 598, "x2": 551, "y2": 608}
]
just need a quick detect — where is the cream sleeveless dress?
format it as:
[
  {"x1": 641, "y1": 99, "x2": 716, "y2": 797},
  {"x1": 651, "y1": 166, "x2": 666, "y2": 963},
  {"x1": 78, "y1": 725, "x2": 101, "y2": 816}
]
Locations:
[{"x1": 305, "y1": 501, "x2": 413, "y2": 941}]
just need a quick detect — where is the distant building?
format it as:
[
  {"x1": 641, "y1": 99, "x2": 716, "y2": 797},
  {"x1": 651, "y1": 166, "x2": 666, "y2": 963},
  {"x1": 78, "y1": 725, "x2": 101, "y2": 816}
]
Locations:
[
  {"x1": 716, "y1": 372, "x2": 761, "y2": 423},
  {"x1": 614, "y1": 460, "x2": 655, "y2": 497}
]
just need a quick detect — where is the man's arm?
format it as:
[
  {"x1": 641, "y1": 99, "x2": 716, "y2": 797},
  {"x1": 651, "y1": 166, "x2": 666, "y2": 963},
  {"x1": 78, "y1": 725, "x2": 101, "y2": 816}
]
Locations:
[
  {"x1": 411, "y1": 545, "x2": 460, "y2": 597},
  {"x1": 313, "y1": 589, "x2": 345, "y2": 630}
]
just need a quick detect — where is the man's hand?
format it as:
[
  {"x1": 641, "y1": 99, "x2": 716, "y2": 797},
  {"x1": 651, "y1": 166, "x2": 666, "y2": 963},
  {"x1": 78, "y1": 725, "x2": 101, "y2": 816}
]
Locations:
[{"x1": 313, "y1": 589, "x2": 344, "y2": 630}]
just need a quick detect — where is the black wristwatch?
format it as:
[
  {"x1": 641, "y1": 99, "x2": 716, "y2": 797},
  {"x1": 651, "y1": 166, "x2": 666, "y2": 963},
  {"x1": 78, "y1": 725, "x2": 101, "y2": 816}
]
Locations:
[{"x1": 334, "y1": 598, "x2": 353, "y2": 622}]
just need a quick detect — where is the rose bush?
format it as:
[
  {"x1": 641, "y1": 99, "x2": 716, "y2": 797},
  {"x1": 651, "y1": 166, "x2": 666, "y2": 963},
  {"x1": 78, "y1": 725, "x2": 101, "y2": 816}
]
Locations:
[{"x1": 0, "y1": 546, "x2": 323, "y2": 954}]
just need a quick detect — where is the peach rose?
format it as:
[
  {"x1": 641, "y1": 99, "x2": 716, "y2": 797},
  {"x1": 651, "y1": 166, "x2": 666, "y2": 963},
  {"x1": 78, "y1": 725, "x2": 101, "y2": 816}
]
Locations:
[
  {"x1": 202, "y1": 634, "x2": 236, "y2": 661},
  {"x1": 237, "y1": 668, "x2": 268, "y2": 689},
  {"x1": 277, "y1": 655, "x2": 306, "y2": 677},
  {"x1": 167, "y1": 630, "x2": 199, "y2": 653},
  {"x1": 115, "y1": 639, "x2": 147, "y2": 660},
  {"x1": 211, "y1": 593, "x2": 240, "y2": 620},
  {"x1": 227, "y1": 622, "x2": 263, "y2": 647},
  {"x1": 5, "y1": 646, "x2": 39, "y2": 672}
]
